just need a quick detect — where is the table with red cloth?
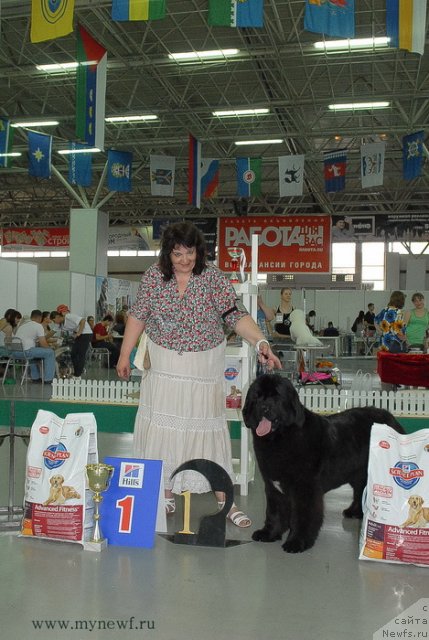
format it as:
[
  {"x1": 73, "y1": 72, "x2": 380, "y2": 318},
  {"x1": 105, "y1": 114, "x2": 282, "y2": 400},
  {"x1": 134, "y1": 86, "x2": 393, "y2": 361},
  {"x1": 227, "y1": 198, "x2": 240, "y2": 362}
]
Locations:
[{"x1": 377, "y1": 351, "x2": 429, "y2": 387}]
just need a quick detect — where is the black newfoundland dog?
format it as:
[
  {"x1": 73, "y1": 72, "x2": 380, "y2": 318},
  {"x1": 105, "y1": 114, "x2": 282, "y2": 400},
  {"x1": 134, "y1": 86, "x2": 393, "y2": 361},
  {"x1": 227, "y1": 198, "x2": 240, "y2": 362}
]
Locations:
[{"x1": 242, "y1": 374, "x2": 405, "y2": 553}]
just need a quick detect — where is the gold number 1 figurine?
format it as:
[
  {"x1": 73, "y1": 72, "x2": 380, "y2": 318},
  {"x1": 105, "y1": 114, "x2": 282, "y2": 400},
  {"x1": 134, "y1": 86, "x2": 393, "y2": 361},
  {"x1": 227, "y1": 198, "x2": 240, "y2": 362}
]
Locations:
[{"x1": 178, "y1": 491, "x2": 195, "y2": 535}]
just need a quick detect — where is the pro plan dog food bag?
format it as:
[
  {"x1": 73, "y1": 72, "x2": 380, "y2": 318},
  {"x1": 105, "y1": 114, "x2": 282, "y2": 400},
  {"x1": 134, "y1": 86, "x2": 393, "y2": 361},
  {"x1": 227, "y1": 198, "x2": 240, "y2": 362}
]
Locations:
[
  {"x1": 359, "y1": 423, "x2": 429, "y2": 567},
  {"x1": 21, "y1": 410, "x2": 98, "y2": 544}
]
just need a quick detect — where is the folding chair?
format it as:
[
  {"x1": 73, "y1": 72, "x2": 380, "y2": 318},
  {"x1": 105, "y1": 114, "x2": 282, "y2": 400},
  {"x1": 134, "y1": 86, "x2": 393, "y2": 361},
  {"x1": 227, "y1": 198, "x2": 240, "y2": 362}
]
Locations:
[
  {"x1": 87, "y1": 345, "x2": 110, "y2": 370},
  {"x1": 2, "y1": 337, "x2": 44, "y2": 385}
]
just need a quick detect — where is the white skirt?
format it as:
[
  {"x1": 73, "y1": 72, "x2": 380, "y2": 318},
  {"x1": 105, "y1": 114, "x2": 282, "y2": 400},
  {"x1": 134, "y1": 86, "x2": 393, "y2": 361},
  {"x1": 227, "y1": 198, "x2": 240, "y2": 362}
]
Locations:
[{"x1": 133, "y1": 338, "x2": 233, "y2": 494}]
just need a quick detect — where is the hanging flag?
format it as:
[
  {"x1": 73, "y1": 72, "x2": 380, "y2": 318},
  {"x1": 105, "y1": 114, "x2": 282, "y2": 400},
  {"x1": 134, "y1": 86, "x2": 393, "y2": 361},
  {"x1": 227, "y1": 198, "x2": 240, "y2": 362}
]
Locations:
[
  {"x1": 402, "y1": 131, "x2": 424, "y2": 181},
  {"x1": 236, "y1": 157, "x2": 262, "y2": 197},
  {"x1": 188, "y1": 134, "x2": 202, "y2": 208},
  {"x1": 28, "y1": 131, "x2": 52, "y2": 179},
  {"x1": 76, "y1": 25, "x2": 107, "y2": 151},
  {"x1": 68, "y1": 142, "x2": 92, "y2": 187},
  {"x1": 386, "y1": 0, "x2": 427, "y2": 55},
  {"x1": 324, "y1": 150, "x2": 347, "y2": 192},
  {"x1": 208, "y1": 0, "x2": 264, "y2": 28},
  {"x1": 201, "y1": 159, "x2": 219, "y2": 199},
  {"x1": 360, "y1": 142, "x2": 386, "y2": 189},
  {"x1": 278, "y1": 155, "x2": 304, "y2": 197},
  {"x1": 304, "y1": 0, "x2": 355, "y2": 38},
  {"x1": 31, "y1": 0, "x2": 75, "y2": 43},
  {"x1": 107, "y1": 150, "x2": 133, "y2": 191},
  {"x1": 0, "y1": 118, "x2": 14, "y2": 168},
  {"x1": 150, "y1": 154, "x2": 175, "y2": 196},
  {"x1": 112, "y1": 0, "x2": 166, "y2": 21}
]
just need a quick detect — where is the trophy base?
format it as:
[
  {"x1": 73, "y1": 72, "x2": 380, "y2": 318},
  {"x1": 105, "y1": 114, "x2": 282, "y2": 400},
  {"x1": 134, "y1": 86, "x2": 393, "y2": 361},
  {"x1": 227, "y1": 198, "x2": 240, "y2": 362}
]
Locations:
[{"x1": 83, "y1": 539, "x2": 108, "y2": 552}]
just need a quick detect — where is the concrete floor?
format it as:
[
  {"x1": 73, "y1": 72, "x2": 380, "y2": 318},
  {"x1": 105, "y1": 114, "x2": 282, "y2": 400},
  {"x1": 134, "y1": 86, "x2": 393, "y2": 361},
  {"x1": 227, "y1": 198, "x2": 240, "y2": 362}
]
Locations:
[{"x1": 0, "y1": 357, "x2": 427, "y2": 640}]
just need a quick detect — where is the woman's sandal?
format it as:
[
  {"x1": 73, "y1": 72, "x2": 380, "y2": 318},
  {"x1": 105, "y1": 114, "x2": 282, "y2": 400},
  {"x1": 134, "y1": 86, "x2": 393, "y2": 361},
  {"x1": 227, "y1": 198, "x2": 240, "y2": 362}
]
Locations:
[
  {"x1": 165, "y1": 497, "x2": 176, "y2": 515},
  {"x1": 217, "y1": 501, "x2": 252, "y2": 528}
]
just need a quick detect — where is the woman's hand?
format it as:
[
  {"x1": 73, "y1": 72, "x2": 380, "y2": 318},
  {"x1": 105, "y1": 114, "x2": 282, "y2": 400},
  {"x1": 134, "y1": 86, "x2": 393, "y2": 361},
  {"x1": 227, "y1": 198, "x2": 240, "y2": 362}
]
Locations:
[
  {"x1": 116, "y1": 354, "x2": 131, "y2": 380},
  {"x1": 257, "y1": 341, "x2": 282, "y2": 371}
]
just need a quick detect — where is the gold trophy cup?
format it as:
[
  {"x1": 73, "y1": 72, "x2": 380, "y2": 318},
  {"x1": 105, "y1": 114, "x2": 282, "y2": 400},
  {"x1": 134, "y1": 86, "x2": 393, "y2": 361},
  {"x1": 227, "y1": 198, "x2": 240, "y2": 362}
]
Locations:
[
  {"x1": 84, "y1": 463, "x2": 114, "y2": 552},
  {"x1": 227, "y1": 246, "x2": 245, "y2": 283}
]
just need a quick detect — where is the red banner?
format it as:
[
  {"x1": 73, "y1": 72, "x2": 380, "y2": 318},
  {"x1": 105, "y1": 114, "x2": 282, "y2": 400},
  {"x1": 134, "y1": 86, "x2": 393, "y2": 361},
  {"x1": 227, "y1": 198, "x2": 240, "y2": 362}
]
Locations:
[
  {"x1": 1, "y1": 227, "x2": 70, "y2": 249},
  {"x1": 218, "y1": 216, "x2": 331, "y2": 273}
]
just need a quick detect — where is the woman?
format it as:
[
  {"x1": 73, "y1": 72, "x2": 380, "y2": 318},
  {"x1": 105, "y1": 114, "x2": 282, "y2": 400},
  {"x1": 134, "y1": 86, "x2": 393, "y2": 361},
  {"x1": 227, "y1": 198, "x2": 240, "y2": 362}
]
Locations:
[
  {"x1": 351, "y1": 310, "x2": 365, "y2": 334},
  {"x1": 0, "y1": 308, "x2": 18, "y2": 356},
  {"x1": 375, "y1": 290, "x2": 407, "y2": 353},
  {"x1": 403, "y1": 292, "x2": 429, "y2": 350},
  {"x1": 258, "y1": 287, "x2": 294, "y2": 338},
  {"x1": 116, "y1": 222, "x2": 281, "y2": 527}
]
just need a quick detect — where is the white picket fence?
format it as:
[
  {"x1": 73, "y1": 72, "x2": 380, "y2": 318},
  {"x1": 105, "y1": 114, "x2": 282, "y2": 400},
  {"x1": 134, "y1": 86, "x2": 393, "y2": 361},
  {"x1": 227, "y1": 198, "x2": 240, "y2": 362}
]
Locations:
[
  {"x1": 51, "y1": 378, "x2": 140, "y2": 404},
  {"x1": 297, "y1": 387, "x2": 428, "y2": 417},
  {"x1": 51, "y1": 377, "x2": 429, "y2": 417}
]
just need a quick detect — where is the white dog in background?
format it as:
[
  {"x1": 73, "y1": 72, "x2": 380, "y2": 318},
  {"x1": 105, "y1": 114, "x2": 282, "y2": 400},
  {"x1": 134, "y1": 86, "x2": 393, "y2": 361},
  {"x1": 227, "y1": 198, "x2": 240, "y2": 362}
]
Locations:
[{"x1": 289, "y1": 309, "x2": 323, "y2": 346}]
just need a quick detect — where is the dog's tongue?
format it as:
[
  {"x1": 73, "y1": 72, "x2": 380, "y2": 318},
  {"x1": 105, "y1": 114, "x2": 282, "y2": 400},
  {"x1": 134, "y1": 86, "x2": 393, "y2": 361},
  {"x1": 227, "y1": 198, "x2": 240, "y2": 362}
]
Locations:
[{"x1": 256, "y1": 417, "x2": 272, "y2": 437}]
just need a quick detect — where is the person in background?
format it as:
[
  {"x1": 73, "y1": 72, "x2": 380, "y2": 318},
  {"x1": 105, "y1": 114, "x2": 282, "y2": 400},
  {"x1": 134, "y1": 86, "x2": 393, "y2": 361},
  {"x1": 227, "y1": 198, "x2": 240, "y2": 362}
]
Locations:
[
  {"x1": 15, "y1": 309, "x2": 56, "y2": 383},
  {"x1": 321, "y1": 321, "x2": 339, "y2": 337},
  {"x1": 375, "y1": 290, "x2": 407, "y2": 353},
  {"x1": 306, "y1": 310, "x2": 316, "y2": 334},
  {"x1": 92, "y1": 314, "x2": 120, "y2": 367},
  {"x1": 41, "y1": 311, "x2": 59, "y2": 347},
  {"x1": 112, "y1": 311, "x2": 127, "y2": 336},
  {"x1": 0, "y1": 309, "x2": 19, "y2": 356},
  {"x1": 403, "y1": 292, "x2": 429, "y2": 350},
  {"x1": 351, "y1": 310, "x2": 365, "y2": 335},
  {"x1": 87, "y1": 316, "x2": 95, "y2": 331},
  {"x1": 50, "y1": 309, "x2": 93, "y2": 378},
  {"x1": 258, "y1": 287, "x2": 294, "y2": 338},
  {"x1": 364, "y1": 303, "x2": 376, "y2": 333},
  {"x1": 116, "y1": 221, "x2": 281, "y2": 526}
]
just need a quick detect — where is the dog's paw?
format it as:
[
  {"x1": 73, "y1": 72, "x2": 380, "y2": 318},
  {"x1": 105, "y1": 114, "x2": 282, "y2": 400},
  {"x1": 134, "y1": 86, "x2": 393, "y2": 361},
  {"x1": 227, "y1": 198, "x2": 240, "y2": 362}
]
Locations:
[
  {"x1": 342, "y1": 506, "x2": 363, "y2": 519},
  {"x1": 252, "y1": 528, "x2": 282, "y2": 543},
  {"x1": 282, "y1": 537, "x2": 314, "y2": 553}
]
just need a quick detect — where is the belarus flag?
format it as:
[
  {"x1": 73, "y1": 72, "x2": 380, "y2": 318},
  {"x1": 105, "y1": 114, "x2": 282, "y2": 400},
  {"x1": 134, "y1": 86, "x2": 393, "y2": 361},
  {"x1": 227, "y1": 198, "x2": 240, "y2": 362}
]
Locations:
[{"x1": 76, "y1": 25, "x2": 107, "y2": 151}]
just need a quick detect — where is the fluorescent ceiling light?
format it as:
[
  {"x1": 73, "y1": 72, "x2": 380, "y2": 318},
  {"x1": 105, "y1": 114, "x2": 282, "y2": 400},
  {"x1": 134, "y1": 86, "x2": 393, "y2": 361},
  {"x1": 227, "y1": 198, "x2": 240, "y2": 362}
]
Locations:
[
  {"x1": 36, "y1": 62, "x2": 79, "y2": 72},
  {"x1": 168, "y1": 49, "x2": 239, "y2": 61},
  {"x1": 314, "y1": 37, "x2": 390, "y2": 51},
  {"x1": 11, "y1": 120, "x2": 59, "y2": 127},
  {"x1": 58, "y1": 148, "x2": 101, "y2": 155},
  {"x1": 0, "y1": 152, "x2": 22, "y2": 157},
  {"x1": 328, "y1": 101, "x2": 390, "y2": 111},
  {"x1": 105, "y1": 115, "x2": 158, "y2": 122},
  {"x1": 213, "y1": 108, "x2": 269, "y2": 117},
  {"x1": 235, "y1": 139, "x2": 283, "y2": 146}
]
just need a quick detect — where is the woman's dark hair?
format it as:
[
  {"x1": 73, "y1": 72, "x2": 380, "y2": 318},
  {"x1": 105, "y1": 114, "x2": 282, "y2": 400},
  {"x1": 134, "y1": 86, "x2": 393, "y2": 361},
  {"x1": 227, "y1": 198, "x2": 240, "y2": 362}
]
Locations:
[
  {"x1": 388, "y1": 290, "x2": 406, "y2": 309},
  {"x1": 357, "y1": 310, "x2": 365, "y2": 320},
  {"x1": 41, "y1": 311, "x2": 51, "y2": 321},
  {"x1": 103, "y1": 314, "x2": 114, "y2": 322},
  {"x1": 158, "y1": 222, "x2": 207, "y2": 280},
  {"x1": 6, "y1": 309, "x2": 21, "y2": 326}
]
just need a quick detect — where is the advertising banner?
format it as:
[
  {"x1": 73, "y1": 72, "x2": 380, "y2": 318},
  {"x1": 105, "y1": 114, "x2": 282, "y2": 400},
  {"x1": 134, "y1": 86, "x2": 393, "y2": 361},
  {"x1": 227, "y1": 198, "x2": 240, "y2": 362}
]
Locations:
[
  {"x1": 218, "y1": 216, "x2": 331, "y2": 274},
  {"x1": 1, "y1": 227, "x2": 70, "y2": 250}
]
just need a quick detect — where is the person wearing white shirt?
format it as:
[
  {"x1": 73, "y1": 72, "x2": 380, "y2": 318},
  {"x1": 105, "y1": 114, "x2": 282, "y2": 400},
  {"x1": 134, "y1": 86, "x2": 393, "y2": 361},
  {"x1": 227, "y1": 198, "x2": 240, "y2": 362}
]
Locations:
[
  {"x1": 50, "y1": 310, "x2": 92, "y2": 377},
  {"x1": 15, "y1": 310, "x2": 56, "y2": 383}
]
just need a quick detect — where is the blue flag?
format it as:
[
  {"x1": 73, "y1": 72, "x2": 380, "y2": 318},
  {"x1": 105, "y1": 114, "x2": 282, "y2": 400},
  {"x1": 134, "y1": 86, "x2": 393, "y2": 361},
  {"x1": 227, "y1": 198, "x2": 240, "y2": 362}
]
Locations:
[
  {"x1": 107, "y1": 150, "x2": 133, "y2": 192},
  {"x1": 28, "y1": 131, "x2": 52, "y2": 178},
  {"x1": 68, "y1": 142, "x2": 92, "y2": 187},
  {"x1": 0, "y1": 118, "x2": 14, "y2": 168},
  {"x1": 403, "y1": 131, "x2": 424, "y2": 181},
  {"x1": 304, "y1": 0, "x2": 355, "y2": 38}
]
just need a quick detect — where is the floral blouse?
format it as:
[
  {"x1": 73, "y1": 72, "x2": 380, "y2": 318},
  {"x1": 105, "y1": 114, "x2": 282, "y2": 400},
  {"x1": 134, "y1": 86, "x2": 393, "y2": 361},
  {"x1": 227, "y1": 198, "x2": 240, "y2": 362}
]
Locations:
[
  {"x1": 131, "y1": 264, "x2": 248, "y2": 352},
  {"x1": 375, "y1": 306, "x2": 406, "y2": 353}
]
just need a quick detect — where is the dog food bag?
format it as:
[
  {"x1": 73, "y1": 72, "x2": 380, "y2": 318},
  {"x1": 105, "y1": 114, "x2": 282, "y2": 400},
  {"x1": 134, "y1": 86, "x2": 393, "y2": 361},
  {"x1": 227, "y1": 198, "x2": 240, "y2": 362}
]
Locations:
[
  {"x1": 224, "y1": 356, "x2": 243, "y2": 408},
  {"x1": 21, "y1": 410, "x2": 98, "y2": 545},
  {"x1": 359, "y1": 423, "x2": 429, "y2": 566}
]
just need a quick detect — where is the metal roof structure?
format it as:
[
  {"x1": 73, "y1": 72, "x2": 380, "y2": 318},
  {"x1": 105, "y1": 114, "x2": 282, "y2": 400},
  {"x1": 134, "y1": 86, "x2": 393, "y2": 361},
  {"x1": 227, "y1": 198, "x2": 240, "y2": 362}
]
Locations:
[{"x1": 1, "y1": 0, "x2": 428, "y2": 229}]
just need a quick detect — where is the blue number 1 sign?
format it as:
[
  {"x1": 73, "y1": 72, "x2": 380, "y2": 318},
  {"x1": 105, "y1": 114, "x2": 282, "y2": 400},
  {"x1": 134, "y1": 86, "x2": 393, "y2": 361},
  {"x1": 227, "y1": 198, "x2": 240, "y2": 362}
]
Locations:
[{"x1": 100, "y1": 457, "x2": 166, "y2": 548}]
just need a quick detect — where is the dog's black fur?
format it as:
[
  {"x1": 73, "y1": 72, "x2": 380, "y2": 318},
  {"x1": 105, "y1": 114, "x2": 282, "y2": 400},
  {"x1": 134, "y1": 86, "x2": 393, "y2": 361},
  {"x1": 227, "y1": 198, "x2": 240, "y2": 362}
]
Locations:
[{"x1": 242, "y1": 374, "x2": 405, "y2": 553}]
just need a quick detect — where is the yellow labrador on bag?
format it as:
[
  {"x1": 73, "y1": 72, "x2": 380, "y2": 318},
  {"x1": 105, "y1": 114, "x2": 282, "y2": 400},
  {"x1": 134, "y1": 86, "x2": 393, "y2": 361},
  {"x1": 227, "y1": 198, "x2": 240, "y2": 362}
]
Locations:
[
  {"x1": 401, "y1": 495, "x2": 429, "y2": 528},
  {"x1": 43, "y1": 474, "x2": 81, "y2": 506}
]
